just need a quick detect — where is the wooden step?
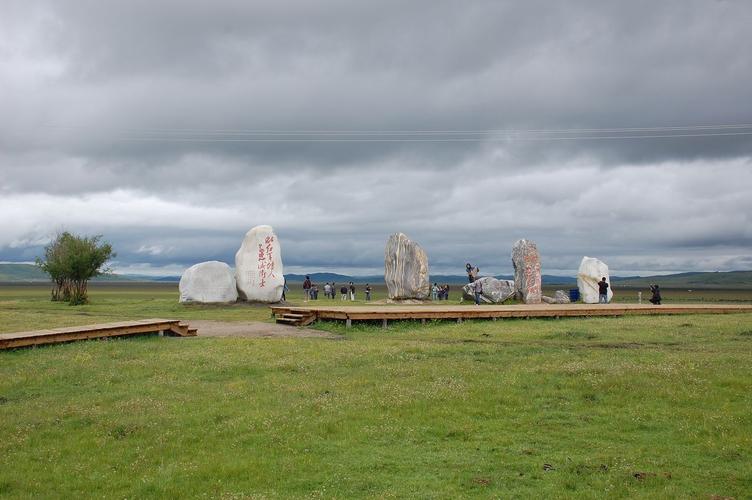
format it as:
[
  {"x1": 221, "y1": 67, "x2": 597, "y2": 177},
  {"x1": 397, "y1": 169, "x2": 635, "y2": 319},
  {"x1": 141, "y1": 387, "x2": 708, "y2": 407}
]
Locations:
[
  {"x1": 298, "y1": 314, "x2": 317, "y2": 327},
  {"x1": 275, "y1": 311, "x2": 317, "y2": 326},
  {"x1": 276, "y1": 317, "x2": 300, "y2": 325},
  {"x1": 283, "y1": 313, "x2": 306, "y2": 319}
]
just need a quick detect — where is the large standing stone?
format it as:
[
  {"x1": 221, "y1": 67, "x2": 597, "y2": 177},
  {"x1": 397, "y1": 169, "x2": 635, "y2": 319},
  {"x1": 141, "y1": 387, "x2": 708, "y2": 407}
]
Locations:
[
  {"x1": 461, "y1": 277, "x2": 515, "y2": 304},
  {"x1": 235, "y1": 225, "x2": 285, "y2": 303},
  {"x1": 577, "y1": 256, "x2": 613, "y2": 304},
  {"x1": 179, "y1": 261, "x2": 238, "y2": 304},
  {"x1": 384, "y1": 233, "x2": 429, "y2": 300},
  {"x1": 511, "y1": 239, "x2": 542, "y2": 304}
]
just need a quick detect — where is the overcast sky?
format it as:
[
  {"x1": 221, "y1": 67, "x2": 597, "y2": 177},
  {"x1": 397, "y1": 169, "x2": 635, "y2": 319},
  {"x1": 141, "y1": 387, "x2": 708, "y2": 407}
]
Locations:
[{"x1": 1, "y1": 0, "x2": 751, "y2": 277}]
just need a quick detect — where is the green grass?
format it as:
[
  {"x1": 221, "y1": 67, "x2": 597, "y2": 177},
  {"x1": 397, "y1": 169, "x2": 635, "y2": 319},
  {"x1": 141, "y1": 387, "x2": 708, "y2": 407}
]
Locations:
[{"x1": 1, "y1": 285, "x2": 752, "y2": 498}]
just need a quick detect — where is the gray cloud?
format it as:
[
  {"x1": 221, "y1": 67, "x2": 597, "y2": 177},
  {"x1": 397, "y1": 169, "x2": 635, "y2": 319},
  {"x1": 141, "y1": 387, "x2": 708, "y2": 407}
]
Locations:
[{"x1": 1, "y1": 0, "x2": 751, "y2": 275}]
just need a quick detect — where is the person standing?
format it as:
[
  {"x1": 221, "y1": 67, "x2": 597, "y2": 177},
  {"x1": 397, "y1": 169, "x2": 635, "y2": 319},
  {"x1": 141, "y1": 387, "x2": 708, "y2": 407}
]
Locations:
[
  {"x1": 431, "y1": 283, "x2": 439, "y2": 301},
  {"x1": 282, "y1": 277, "x2": 288, "y2": 301},
  {"x1": 466, "y1": 263, "x2": 474, "y2": 283},
  {"x1": 340, "y1": 284, "x2": 348, "y2": 301},
  {"x1": 649, "y1": 284, "x2": 662, "y2": 305},
  {"x1": 443, "y1": 284, "x2": 450, "y2": 301},
  {"x1": 324, "y1": 282, "x2": 331, "y2": 299},
  {"x1": 303, "y1": 275, "x2": 312, "y2": 302},
  {"x1": 598, "y1": 277, "x2": 609, "y2": 304},
  {"x1": 331, "y1": 282, "x2": 336, "y2": 300},
  {"x1": 473, "y1": 279, "x2": 483, "y2": 305},
  {"x1": 365, "y1": 284, "x2": 372, "y2": 301},
  {"x1": 349, "y1": 281, "x2": 356, "y2": 301}
]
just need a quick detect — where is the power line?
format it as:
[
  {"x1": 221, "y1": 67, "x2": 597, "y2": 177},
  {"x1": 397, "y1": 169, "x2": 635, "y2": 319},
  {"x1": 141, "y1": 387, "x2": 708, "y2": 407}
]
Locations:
[
  {"x1": 38, "y1": 122, "x2": 752, "y2": 143},
  {"x1": 43, "y1": 123, "x2": 752, "y2": 136},
  {"x1": 114, "y1": 130, "x2": 752, "y2": 142}
]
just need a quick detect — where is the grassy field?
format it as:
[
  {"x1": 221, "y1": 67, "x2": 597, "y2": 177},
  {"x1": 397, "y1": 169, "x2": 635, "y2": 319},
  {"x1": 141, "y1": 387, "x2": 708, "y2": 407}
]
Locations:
[{"x1": 1, "y1": 284, "x2": 752, "y2": 498}]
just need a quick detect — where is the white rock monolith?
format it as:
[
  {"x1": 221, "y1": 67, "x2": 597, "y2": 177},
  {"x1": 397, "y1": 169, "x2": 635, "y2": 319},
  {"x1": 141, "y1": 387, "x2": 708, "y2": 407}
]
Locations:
[
  {"x1": 235, "y1": 225, "x2": 284, "y2": 303},
  {"x1": 577, "y1": 256, "x2": 613, "y2": 304},
  {"x1": 179, "y1": 261, "x2": 238, "y2": 303},
  {"x1": 511, "y1": 239, "x2": 542, "y2": 304},
  {"x1": 384, "y1": 232, "x2": 430, "y2": 300}
]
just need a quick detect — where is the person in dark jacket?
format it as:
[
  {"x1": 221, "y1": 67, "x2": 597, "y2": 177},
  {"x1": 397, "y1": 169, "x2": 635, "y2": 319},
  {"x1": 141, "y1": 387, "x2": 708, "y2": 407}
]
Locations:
[
  {"x1": 649, "y1": 284, "x2": 662, "y2": 305},
  {"x1": 340, "y1": 285, "x2": 348, "y2": 301},
  {"x1": 598, "y1": 277, "x2": 609, "y2": 304},
  {"x1": 365, "y1": 284, "x2": 372, "y2": 301}
]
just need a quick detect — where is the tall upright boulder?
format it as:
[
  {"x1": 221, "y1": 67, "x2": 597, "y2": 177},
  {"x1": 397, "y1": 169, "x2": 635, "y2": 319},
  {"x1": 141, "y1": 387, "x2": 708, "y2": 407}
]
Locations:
[
  {"x1": 384, "y1": 232, "x2": 429, "y2": 300},
  {"x1": 511, "y1": 239, "x2": 542, "y2": 304},
  {"x1": 235, "y1": 225, "x2": 285, "y2": 303},
  {"x1": 577, "y1": 256, "x2": 613, "y2": 304}
]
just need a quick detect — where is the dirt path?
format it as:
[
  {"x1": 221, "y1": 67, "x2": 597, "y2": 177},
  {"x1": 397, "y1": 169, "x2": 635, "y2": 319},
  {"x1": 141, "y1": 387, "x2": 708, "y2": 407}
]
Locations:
[{"x1": 187, "y1": 320, "x2": 340, "y2": 339}]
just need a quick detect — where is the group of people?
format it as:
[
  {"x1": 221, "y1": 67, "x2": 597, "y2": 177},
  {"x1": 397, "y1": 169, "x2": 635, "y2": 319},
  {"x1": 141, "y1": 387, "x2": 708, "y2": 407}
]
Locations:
[
  {"x1": 296, "y1": 268, "x2": 664, "y2": 306},
  {"x1": 431, "y1": 283, "x2": 451, "y2": 301},
  {"x1": 302, "y1": 277, "x2": 372, "y2": 301}
]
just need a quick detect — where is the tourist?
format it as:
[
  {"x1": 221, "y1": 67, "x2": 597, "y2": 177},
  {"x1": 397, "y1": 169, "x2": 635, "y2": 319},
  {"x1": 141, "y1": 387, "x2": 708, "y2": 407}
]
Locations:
[
  {"x1": 324, "y1": 282, "x2": 331, "y2": 299},
  {"x1": 365, "y1": 284, "x2": 372, "y2": 301},
  {"x1": 331, "y1": 282, "x2": 336, "y2": 300},
  {"x1": 473, "y1": 279, "x2": 483, "y2": 305},
  {"x1": 466, "y1": 263, "x2": 474, "y2": 282},
  {"x1": 282, "y1": 277, "x2": 288, "y2": 301},
  {"x1": 649, "y1": 284, "x2": 662, "y2": 305},
  {"x1": 349, "y1": 281, "x2": 356, "y2": 301},
  {"x1": 598, "y1": 277, "x2": 609, "y2": 304},
  {"x1": 303, "y1": 275, "x2": 312, "y2": 302},
  {"x1": 432, "y1": 283, "x2": 439, "y2": 301},
  {"x1": 312, "y1": 284, "x2": 319, "y2": 300},
  {"x1": 442, "y1": 284, "x2": 450, "y2": 300},
  {"x1": 340, "y1": 285, "x2": 348, "y2": 300}
]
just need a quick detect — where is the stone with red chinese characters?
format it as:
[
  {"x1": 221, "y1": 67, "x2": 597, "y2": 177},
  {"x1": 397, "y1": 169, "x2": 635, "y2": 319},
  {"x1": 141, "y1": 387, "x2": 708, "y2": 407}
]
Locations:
[
  {"x1": 235, "y1": 225, "x2": 285, "y2": 302},
  {"x1": 179, "y1": 261, "x2": 238, "y2": 303},
  {"x1": 577, "y1": 256, "x2": 613, "y2": 304},
  {"x1": 384, "y1": 232, "x2": 430, "y2": 300},
  {"x1": 511, "y1": 239, "x2": 542, "y2": 304}
]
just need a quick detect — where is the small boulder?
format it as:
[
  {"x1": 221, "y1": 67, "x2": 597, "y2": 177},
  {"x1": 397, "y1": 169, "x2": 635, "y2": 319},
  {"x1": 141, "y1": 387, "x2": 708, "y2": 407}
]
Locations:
[
  {"x1": 541, "y1": 290, "x2": 571, "y2": 304},
  {"x1": 462, "y1": 277, "x2": 515, "y2": 303},
  {"x1": 384, "y1": 232, "x2": 430, "y2": 300},
  {"x1": 511, "y1": 239, "x2": 542, "y2": 304},
  {"x1": 179, "y1": 261, "x2": 238, "y2": 303},
  {"x1": 577, "y1": 256, "x2": 613, "y2": 304},
  {"x1": 235, "y1": 225, "x2": 285, "y2": 303}
]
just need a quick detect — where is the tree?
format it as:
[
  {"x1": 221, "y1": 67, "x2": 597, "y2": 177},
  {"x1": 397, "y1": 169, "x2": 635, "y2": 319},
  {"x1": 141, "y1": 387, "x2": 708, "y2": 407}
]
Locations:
[{"x1": 36, "y1": 232, "x2": 115, "y2": 305}]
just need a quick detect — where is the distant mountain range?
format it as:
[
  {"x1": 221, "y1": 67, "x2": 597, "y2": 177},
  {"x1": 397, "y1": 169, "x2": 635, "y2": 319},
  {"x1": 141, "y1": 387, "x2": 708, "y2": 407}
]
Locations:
[{"x1": 2, "y1": 263, "x2": 751, "y2": 288}]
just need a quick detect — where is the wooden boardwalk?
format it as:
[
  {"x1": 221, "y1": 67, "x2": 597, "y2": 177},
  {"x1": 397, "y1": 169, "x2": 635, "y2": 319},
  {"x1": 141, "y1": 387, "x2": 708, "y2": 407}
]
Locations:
[
  {"x1": 0, "y1": 318, "x2": 197, "y2": 350},
  {"x1": 271, "y1": 303, "x2": 752, "y2": 327}
]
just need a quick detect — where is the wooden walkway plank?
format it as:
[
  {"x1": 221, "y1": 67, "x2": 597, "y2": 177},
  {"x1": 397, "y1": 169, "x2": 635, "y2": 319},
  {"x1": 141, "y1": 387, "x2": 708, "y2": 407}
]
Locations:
[
  {"x1": 271, "y1": 303, "x2": 752, "y2": 327},
  {"x1": 0, "y1": 318, "x2": 197, "y2": 350}
]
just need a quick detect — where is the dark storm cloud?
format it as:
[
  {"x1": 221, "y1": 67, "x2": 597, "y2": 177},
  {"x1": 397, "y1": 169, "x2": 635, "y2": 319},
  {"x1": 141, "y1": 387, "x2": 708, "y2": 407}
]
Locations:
[{"x1": 1, "y1": 0, "x2": 751, "y2": 274}]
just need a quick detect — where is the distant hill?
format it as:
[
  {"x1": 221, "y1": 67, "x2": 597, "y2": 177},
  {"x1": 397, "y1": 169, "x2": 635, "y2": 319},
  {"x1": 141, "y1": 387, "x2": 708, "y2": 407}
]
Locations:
[
  {"x1": 0, "y1": 263, "x2": 49, "y2": 281},
  {"x1": 612, "y1": 271, "x2": 752, "y2": 289},
  {"x1": 0, "y1": 263, "x2": 142, "y2": 282},
  {"x1": 285, "y1": 271, "x2": 752, "y2": 288},
  {"x1": 1, "y1": 263, "x2": 750, "y2": 288}
]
